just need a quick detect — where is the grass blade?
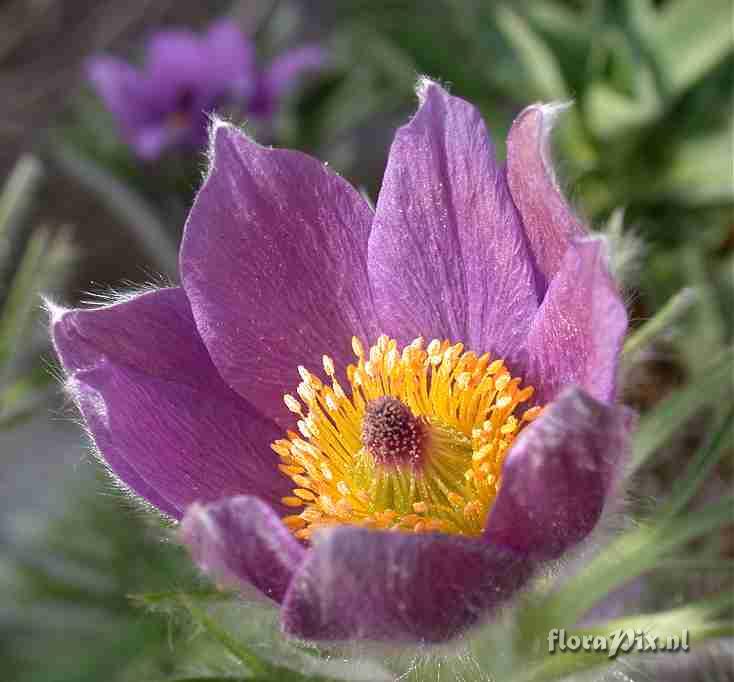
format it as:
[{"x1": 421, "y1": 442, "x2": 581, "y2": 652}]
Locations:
[{"x1": 629, "y1": 347, "x2": 733, "y2": 473}]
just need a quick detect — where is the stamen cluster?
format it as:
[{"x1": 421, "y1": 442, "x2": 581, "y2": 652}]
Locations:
[{"x1": 272, "y1": 335, "x2": 542, "y2": 541}]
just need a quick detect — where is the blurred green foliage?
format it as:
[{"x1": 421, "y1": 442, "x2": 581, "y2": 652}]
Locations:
[
  {"x1": 0, "y1": 156, "x2": 73, "y2": 428},
  {"x1": 1, "y1": 481, "x2": 200, "y2": 682}
]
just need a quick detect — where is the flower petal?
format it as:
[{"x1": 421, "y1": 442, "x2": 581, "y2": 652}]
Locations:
[
  {"x1": 484, "y1": 387, "x2": 633, "y2": 560},
  {"x1": 264, "y1": 45, "x2": 326, "y2": 97},
  {"x1": 506, "y1": 103, "x2": 586, "y2": 289},
  {"x1": 130, "y1": 125, "x2": 172, "y2": 161},
  {"x1": 250, "y1": 45, "x2": 326, "y2": 117},
  {"x1": 86, "y1": 57, "x2": 148, "y2": 132},
  {"x1": 281, "y1": 526, "x2": 532, "y2": 642},
  {"x1": 367, "y1": 80, "x2": 538, "y2": 358},
  {"x1": 181, "y1": 495, "x2": 305, "y2": 603},
  {"x1": 520, "y1": 237, "x2": 627, "y2": 404},
  {"x1": 145, "y1": 28, "x2": 207, "y2": 83},
  {"x1": 180, "y1": 121, "x2": 378, "y2": 427},
  {"x1": 142, "y1": 29, "x2": 212, "y2": 115},
  {"x1": 51, "y1": 287, "x2": 289, "y2": 519},
  {"x1": 203, "y1": 20, "x2": 257, "y2": 98}
]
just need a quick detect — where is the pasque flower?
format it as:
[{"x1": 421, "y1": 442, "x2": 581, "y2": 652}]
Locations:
[
  {"x1": 51, "y1": 80, "x2": 633, "y2": 643},
  {"x1": 87, "y1": 20, "x2": 324, "y2": 160}
]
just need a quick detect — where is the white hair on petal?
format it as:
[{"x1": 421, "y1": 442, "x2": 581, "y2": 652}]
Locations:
[
  {"x1": 536, "y1": 101, "x2": 573, "y2": 193},
  {"x1": 415, "y1": 74, "x2": 453, "y2": 103},
  {"x1": 600, "y1": 207, "x2": 647, "y2": 287}
]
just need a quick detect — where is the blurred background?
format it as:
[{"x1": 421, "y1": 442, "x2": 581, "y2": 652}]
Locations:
[{"x1": 0, "y1": 1, "x2": 732, "y2": 681}]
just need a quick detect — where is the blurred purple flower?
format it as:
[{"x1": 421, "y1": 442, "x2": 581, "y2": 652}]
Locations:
[
  {"x1": 51, "y1": 80, "x2": 633, "y2": 643},
  {"x1": 86, "y1": 20, "x2": 325, "y2": 160}
]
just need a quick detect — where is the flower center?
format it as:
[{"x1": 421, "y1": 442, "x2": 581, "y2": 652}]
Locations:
[
  {"x1": 272, "y1": 335, "x2": 543, "y2": 541},
  {"x1": 361, "y1": 396, "x2": 425, "y2": 466}
]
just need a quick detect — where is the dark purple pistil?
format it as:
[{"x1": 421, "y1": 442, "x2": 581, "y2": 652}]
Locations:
[{"x1": 361, "y1": 396, "x2": 425, "y2": 467}]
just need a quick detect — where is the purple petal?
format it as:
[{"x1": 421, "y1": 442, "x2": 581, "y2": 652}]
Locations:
[
  {"x1": 145, "y1": 28, "x2": 207, "y2": 84},
  {"x1": 181, "y1": 495, "x2": 305, "y2": 603},
  {"x1": 506, "y1": 104, "x2": 586, "y2": 290},
  {"x1": 141, "y1": 29, "x2": 212, "y2": 116},
  {"x1": 86, "y1": 56, "x2": 148, "y2": 131},
  {"x1": 129, "y1": 125, "x2": 171, "y2": 161},
  {"x1": 203, "y1": 20, "x2": 257, "y2": 98},
  {"x1": 281, "y1": 526, "x2": 532, "y2": 642},
  {"x1": 520, "y1": 238, "x2": 627, "y2": 404},
  {"x1": 50, "y1": 288, "x2": 290, "y2": 519},
  {"x1": 367, "y1": 80, "x2": 539, "y2": 359},
  {"x1": 180, "y1": 121, "x2": 378, "y2": 427},
  {"x1": 484, "y1": 387, "x2": 633, "y2": 560},
  {"x1": 249, "y1": 45, "x2": 326, "y2": 118},
  {"x1": 265, "y1": 45, "x2": 325, "y2": 97}
]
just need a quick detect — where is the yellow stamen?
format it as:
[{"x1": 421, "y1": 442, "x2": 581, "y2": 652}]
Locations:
[{"x1": 276, "y1": 336, "x2": 543, "y2": 539}]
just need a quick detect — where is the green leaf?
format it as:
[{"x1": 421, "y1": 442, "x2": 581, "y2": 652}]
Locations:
[
  {"x1": 621, "y1": 0, "x2": 658, "y2": 40},
  {"x1": 653, "y1": 0, "x2": 734, "y2": 95},
  {"x1": 651, "y1": 129, "x2": 734, "y2": 205},
  {"x1": 0, "y1": 227, "x2": 71, "y2": 372},
  {"x1": 628, "y1": 347, "x2": 734, "y2": 473},
  {"x1": 585, "y1": 65, "x2": 662, "y2": 138},
  {"x1": 659, "y1": 404, "x2": 734, "y2": 518},
  {"x1": 0, "y1": 154, "x2": 43, "y2": 253},
  {"x1": 136, "y1": 590, "x2": 392, "y2": 682},
  {"x1": 524, "y1": 0, "x2": 590, "y2": 52},
  {"x1": 622, "y1": 288, "x2": 696, "y2": 362},
  {"x1": 178, "y1": 595, "x2": 273, "y2": 678},
  {"x1": 0, "y1": 224, "x2": 73, "y2": 428},
  {"x1": 655, "y1": 495, "x2": 734, "y2": 555},
  {"x1": 4, "y1": 479, "x2": 200, "y2": 682},
  {"x1": 130, "y1": 588, "x2": 235, "y2": 609},
  {"x1": 494, "y1": 4, "x2": 568, "y2": 101}
]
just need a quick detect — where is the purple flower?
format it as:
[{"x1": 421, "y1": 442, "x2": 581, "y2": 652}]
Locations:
[
  {"x1": 87, "y1": 20, "x2": 325, "y2": 160},
  {"x1": 51, "y1": 80, "x2": 633, "y2": 643}
]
